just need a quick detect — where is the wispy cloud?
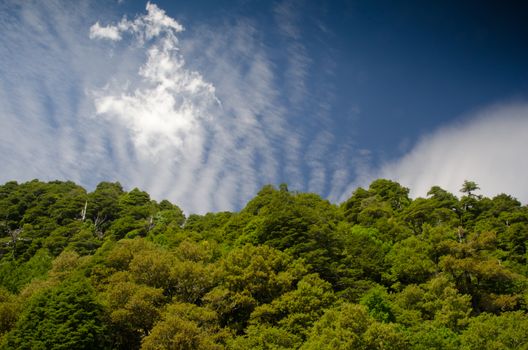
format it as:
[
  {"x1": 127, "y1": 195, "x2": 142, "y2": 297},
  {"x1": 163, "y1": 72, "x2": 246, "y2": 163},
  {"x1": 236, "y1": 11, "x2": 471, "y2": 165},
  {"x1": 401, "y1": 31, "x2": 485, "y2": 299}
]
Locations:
[
  {"x1": 375, "y1": 103, "x2": 528, "y2": 201},
  {"x1": 0, "y1": 0, "x2": 120, "y2": 184},
  {"x1": 87, "y1": 3, "x2": 302, "y2": 213},
  {"x1": 176, "y1": 18, "x2": 292, "y2": 211},
  {"x1": 273, "y1": 0, "x2": 357, "y2": 198},
  {"x1": 1, "y1": 0, "x2": 359, "y2": 213},
  {"x1": 274, "y1": 0, "x2": 311, "y2": 106}
]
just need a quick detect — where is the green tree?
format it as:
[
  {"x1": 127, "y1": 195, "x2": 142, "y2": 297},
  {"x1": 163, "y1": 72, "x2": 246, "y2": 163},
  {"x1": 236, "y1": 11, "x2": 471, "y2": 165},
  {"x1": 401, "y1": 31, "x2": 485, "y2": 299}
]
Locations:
[
  {"x1": 0, "y1": 288, "x2": 21, "y2": 338},
  {"x1": 460, "y1": 180, "x2": 480, "y2": 198},
  {"x1": 0, "y1": 248, "x2": 52, "y2": 292},
  {"x1": 103, "y1": 279, "x2": 166, "y2": 349},
  {"x1": 360, "y1": 286, "x2": 395, "y2": 323},
  {"x1": 336, "y1": 224, "x2": 388, "y2": 298},
  {"x1": 229, "y1": 324, "x2": 301, "y2": 350},
  {"x1": 301, "y1": 303, "x2": 407, "y2": 350},
  {"x1": 406, "y1": 323, "x2": 460, "y2": 350},
  {"x1": 4, "y1": 277, "x2": 109, "y2": 349},
  {"x1": 342, "y1": 180, "x2": 412, "y2": 243},
  {"x1": 402, "y1": 187, "x2": 460, "y2": 233},
  {"x1": 234, "y1": 187, "x2": 344, "y2": 285},
  {"x1": 86, "y1": 182, "x2": 124, "y2": 237},
  {"x1": 392, "y1": 275, "x2": 471, "y2": 331},
  {"x1": 141, "y1": 302, "x2": 226, "y2": 350},
  {"x1": 169, "y1": 260, "x2": 217, "y2": 303},
  {"x1": 385, "y1": 236, "x2": 436, "y2": 286},
  {"x1": 301, "y1": 303, "x2": 371, "y2": 350},
  {"x1": 437, "y1": 231, "x2": 524, "y2": 312},
  {"x1": 249, "y1": 273, "x2": 337, "y2": 339},
  {"x1": 203, "y1": 244, "x2": 307, "y2": 333},
  {"x1": 460, "y1": 311, "x2": 528, "y2": 349}
]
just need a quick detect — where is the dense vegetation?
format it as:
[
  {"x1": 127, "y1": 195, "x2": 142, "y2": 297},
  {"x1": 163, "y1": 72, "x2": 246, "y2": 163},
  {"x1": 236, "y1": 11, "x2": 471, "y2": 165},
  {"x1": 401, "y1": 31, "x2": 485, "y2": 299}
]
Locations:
[{"x1": 0, "y1": 179, "x2": 527, "y2": 349}]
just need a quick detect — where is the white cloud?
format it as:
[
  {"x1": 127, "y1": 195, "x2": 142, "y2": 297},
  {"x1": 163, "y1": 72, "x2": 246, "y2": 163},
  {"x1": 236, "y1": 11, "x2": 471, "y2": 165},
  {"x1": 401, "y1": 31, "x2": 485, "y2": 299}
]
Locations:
[
  {"x1": 90, "y1": 2, "x2": 183, "y2": 44},
  {"x1": 88, "y1": 5, "x2": 303, "y2": 213},
  {"x1": 17, "y1": 0, "x2": 526, "y2": 216},
  {"x1": 174, "y1": 19, "x2": 290, "y2": 211},
  {"x1": 0, "y1": 0, "x2": 127, "y2": 185},
  {"x1": 91, "y1": 4, "x2": 217, "y2": 159},
  {"x1": 1, "y1": 0, "x2": 357, "y2": 214},
  {"x1": 378, "y1": 103, "x2": 528, "y2": 201},
  {"x1": 89, "y1": 22, "x2": 121, "y2": 40}
]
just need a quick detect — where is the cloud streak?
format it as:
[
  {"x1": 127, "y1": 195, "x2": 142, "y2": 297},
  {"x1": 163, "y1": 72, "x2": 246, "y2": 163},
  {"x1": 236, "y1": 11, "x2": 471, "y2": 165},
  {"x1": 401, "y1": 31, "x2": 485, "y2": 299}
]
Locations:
[
  {"x1": 376, "y1": 103, "x2": 528, "y2": 202},
  {"x1": 0, "y1": 0, "x2": 117, "y2": 185}
]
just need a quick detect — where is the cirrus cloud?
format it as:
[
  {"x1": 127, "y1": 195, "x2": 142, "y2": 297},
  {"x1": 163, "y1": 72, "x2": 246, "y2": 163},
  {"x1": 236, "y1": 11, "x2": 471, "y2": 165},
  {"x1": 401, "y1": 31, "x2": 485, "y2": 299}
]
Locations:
[{"x1": 85, "y1": 1, "x2": 355, "y2": 213}]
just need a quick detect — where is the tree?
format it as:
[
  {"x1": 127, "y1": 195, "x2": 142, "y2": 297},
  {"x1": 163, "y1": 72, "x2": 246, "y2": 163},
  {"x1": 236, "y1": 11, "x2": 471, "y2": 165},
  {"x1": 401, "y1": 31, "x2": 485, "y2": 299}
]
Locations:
[
  {"x1": 0, "y1": 248, "x2": 53, "y2": 293},
  {"x1": 336, "y1": 224, "x2": 388, "y2": 296},
  {"x1": 360, "y1": 286, "x2": 395, "y2": 323},
  {"x1": 385, "y1": 236, "x2": 436, "y2": 286},
  {"x1": 4, "y1": 277, "x2": 109, "y2": 349},
  {"x1": 234, "y1": 187, "x2": 344, "y2": 285},
  {"x1": 0, "y1": 288, "x2": 21, "y2": 338},
  {"x1": 406, "y1": 322, "x2": 460, "y2": 350},
  {"x1": 392, "y1": 275, "x2": 471, "y2": 331},
  {"x1": 342, "y1": 180, "x2": 412, "y2": 243},
  {"x1": 460, "y1": 180, "x2": 480, "y2": 198},
  {"x1": 203, "y1": 244, "x2": 307, "y2": 332},
  {"x1": 141, "y1": 302, "x2": 225, "y2": 350},
  {"x1": 402, "y1": 187, "x2": 460, "y2": 233},
  {"x1": 249, "y1": 274, "x2": 337, "y2": 339},
  {"x1": 169, "y1": 260, "x2": 217, "y2": 303},
  {"x1": 301, "y1": 303, "x2": 407, "y2": 350},
  {"x1": 229, "y1": 324, "x2": 301, "y2": 350},
  {"x1": 107, "y1": 188, "x2": 154, "y2": 239},
  {"x1": 460, "y1": 311, "x2": 528, "y2": 349},
  {"x1": 437, "y1": 231, "x2": 523, "y2": 313},
  {"x1": 87, "y1": 182, "x2": 124, "y2": 237},
  {"x1": 103, "y1": 280, "x2": 165, "y2": 349},
  {"x1": 1, "y1": 177, "x2": 528, "y2": 349},
  {"x1": 368, "y1": 179, "x2": 411, "y2": 211}
]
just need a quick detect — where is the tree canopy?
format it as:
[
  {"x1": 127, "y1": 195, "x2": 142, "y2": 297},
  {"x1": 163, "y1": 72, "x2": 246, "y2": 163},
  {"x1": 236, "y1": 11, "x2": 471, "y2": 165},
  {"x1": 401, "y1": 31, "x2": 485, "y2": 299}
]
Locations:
[{"x1": 0, "y1": 179, "x2": 527, "y2": 349}]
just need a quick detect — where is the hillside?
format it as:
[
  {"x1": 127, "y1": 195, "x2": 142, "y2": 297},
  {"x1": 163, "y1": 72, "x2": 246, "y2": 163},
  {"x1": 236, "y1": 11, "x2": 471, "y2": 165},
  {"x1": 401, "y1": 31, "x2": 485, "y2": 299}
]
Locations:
[{"x1": 0, "y1": 179, "x2": 527, "y2": 349}]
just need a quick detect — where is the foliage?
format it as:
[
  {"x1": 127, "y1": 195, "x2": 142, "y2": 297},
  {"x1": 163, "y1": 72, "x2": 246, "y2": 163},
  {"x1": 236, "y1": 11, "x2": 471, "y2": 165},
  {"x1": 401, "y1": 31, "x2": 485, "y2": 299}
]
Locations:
[
  {"x1": 460, "y1": 311, "x2": 528, "y2": 349},
  {"x1": 141, "y1": 302, "x2": 227, "y2": 350},
  {"x1": 3, "y1": 277, "x2": 109, "y2": 349},
  {"x1": 0, "y1": 178, "x2": 527, "y2": 349}
]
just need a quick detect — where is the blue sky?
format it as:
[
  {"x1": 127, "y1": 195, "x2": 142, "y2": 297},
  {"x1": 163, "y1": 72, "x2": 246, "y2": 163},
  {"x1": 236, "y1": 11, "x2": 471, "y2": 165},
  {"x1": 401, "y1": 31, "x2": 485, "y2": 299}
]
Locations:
[{"x1": 1, "y1": 0, "x2": 528, "y2": 213}]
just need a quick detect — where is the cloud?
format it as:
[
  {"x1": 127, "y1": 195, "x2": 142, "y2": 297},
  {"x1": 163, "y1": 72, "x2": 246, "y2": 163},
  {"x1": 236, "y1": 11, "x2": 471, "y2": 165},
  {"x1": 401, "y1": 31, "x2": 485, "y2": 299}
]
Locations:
[
  {"x1": 272, "y1": 0, "x2": 354, "y2": 198},
  {"x1": 13, "y1": 0, "x2": 525, "y2": 215},
  {"x1": 91, "y1": 3, "x2": 217, "y2": 160},
  {"x1": 0, "y1": 0, "x2": 124, "y2": 185},
  {"x1": 89, "y1": 2, "x2": 183, "y2": 44},
  {"x1": 8, "y1": 0, "x2": 526, "y2": 217},
  {"x1": 377, "y1": 103, "x2": 528, "y2": 202},
  {"x1": 89, "y1": 22, "x2": 121, "y2": 40},
  {"x1": 89, "y1": 2, "x2": 357, "y2": 212},
  {"x1": 1, "y1": 0, "x2": 357, "y2": 214},
  {"x1": 274, "y1": 0, "x2": 311, "y2": 106},
  {"x1": 88, "y1": 4, "x2": 298, "y2": 213}
]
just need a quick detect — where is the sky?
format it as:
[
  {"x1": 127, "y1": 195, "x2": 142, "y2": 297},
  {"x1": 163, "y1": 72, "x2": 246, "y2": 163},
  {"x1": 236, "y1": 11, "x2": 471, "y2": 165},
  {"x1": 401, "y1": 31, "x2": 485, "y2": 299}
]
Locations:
[{"x1": 1, "y1": 0, "x2": 528, "y2": 213}]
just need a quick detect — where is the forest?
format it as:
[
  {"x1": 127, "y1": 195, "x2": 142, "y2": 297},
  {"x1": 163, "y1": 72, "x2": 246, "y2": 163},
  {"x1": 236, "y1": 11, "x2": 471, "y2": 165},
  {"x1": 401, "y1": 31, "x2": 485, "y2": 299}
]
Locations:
[{"x1": 0, "y1": 178, "x2": 527, "y2": 349}]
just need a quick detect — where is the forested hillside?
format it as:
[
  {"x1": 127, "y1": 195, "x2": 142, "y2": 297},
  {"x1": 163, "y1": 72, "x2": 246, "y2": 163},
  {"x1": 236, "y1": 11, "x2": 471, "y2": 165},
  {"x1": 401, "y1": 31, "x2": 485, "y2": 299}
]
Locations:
[{"x1": 0, "y1": 179, "x2": 527, "y2": 349}]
